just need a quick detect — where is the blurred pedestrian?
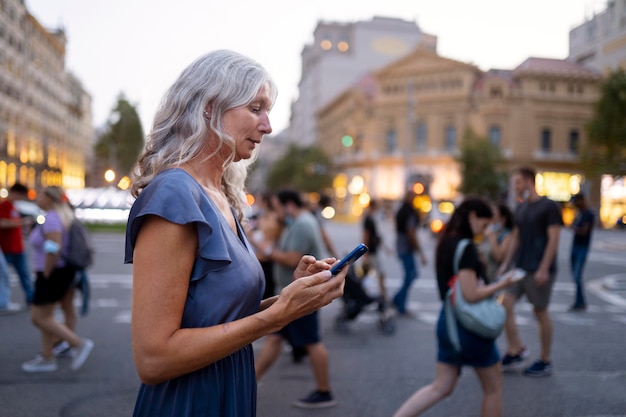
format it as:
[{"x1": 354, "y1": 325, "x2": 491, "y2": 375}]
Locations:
[
  {"x1": 393, "y1": 197, "x2": 518, "y2": 417},
  {"x1": 22, "y1": 186, "x2": 94, "y2": 372},
  {"x1": 361, "y1": 198, "x2": 388, "y2": 300},
  {"x1": 569, "y1": 193, "x2": 594, "y2": 311},
  {"x1": 124, "y1": 50, "x2": 346, "y2": 416},
  {"x1": 0, "y1": 182, "x2": 34, "y2": 304},
  {"x1": 498, "y1": 167, "x2": 562, "y2": 376},
  {"x1": 248, "y1": 191, "x2": 283, "y2": 299},
  {"x1": 478, "y1": 203, "x2": 515, "y2": 283},
  {"x1": 393, "y1": 191, "x2": 427, "y2": 316},
  {"x1": 255, "y1": 189, "x2": 337, "y2": 409},
  {"x1": 310, "y1": 193, "x2": 338, "y2": 258},
  {"x1": 0, "y1": 245, "x2": 19, "y2": 314}
]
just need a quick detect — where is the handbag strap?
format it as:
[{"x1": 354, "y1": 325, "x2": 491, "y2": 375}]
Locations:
[
  {"x1": 454, "y1": 238, "x2": 470, "y2": 275},
  {"x1": 445, "y1": 238, "x2": 471, "y2": 352}
]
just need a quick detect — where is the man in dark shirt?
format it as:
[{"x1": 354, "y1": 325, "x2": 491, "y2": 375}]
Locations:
[
  {"x1": 499, "y1": 167, "x2": 562, "y2": 377},
  {"x1": 569, "y1": 193, "x2": 594, "y2": 311}
]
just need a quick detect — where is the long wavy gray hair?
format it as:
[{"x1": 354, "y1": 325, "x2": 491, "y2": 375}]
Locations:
[{"x1": 131, "y1": 50, "x2": 278, "y2": 220}]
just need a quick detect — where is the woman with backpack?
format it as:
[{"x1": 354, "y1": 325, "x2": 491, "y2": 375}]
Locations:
[
  {"x1": 21, "y1": 186, "x2": 94, "y2": 373},
  {"x1": 393, "y1": 197, "x2": 517, "y2": 417}
]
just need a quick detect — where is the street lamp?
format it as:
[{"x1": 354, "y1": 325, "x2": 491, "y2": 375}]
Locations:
[{"x1": 104, "y1": 169, "x2": 116, "y2": 183}]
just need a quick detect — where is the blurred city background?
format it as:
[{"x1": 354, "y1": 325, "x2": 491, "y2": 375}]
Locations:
[{"x1": 1, "y1": 0, "x2": 625, "y2": 227}]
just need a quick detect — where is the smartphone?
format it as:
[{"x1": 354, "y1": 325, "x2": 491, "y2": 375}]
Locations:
[
  {"x1": 330, "y1": 243, "x2": 369, "y2": 275},
  {"x1": 499, "y1": 268, "x2": 526, "y2": 282}
]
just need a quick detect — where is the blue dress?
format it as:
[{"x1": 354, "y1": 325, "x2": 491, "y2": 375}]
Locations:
[{"x1": 125, "y1": 168, "x2": 265, "y2": 417}]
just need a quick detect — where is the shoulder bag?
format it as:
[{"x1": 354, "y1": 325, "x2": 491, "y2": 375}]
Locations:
[{"x1": 444, "y1": 239, "x2": 506, "y2": 352}]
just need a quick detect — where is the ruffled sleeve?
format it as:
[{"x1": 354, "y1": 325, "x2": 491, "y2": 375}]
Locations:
[{"x1": 124, "y1": 169, "x2": 233, "y2": 279}]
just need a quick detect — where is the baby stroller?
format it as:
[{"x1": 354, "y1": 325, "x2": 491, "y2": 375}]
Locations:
[{"x1": 334, "y1": 264, "x2": 396, "y2": 335}]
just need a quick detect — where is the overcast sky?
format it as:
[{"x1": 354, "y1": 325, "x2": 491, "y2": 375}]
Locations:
[{"x1": 26, "y1": 0, "x2": 607, "y2": 134}]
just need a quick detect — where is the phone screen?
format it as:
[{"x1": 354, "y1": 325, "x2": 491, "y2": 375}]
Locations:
[{"x1": 330, "y1": 243, "x2": 369, "y2": 275}]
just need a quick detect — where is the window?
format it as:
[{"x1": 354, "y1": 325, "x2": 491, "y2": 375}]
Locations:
[
  {"x1": 386, "y1": 128, "x2": 397, "y2": 153},
  {"x1": 541, "y1": 128, "x2": 552, "y2": 152},
  {"x1": 416, "y1": 122, "x2": 427, "y2": 151},
  {"x1": 445, "y1": 125, "x2": 456, "y2": 150},
  {"x1": 489, "y1": 125, "x2": 501, "y2": 147},
  {"x1": 569, "y1": 129, "x2": 580, "y2": 154}
]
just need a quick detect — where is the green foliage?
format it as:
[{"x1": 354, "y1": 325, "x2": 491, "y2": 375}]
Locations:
[
  {"x1": 265, "y1": 144, "x2": 334, "y2": 192},
  {"x1": 456, "y1": 130, "x2": 505, "y2": 202},
  {"x1": 582, "y1": 68, "x2": 626, "y2": 176},
  {"x1": 96, "y1": 93, "x2": 145, "y2": 177}
]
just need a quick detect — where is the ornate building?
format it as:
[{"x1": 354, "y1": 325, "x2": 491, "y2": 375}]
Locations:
[
  {"x1": 0, "y1": 0, "x2": 93, "y2": 191},
  {"x1": 288, "y1": 16, "x2": 437, "y2": 146},
  {"x1": 317, "y1": 47, "x2": 602, "y2": 217}
]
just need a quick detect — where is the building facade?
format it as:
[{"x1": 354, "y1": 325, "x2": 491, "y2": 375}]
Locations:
[
  {"x1": 0, "y1": 0, "x2": 93, "y2": 192},
  {"x1": 569, "y1": 0, "x2": 626, "y2": 228},
  {"x1": 569, "y1": 0, "x2": 626, "y2": 72},
  {"x1": 317, "y1": 47, "x2": 602, "y2": 217},
  {"x1": 288, "y1": 16, "x2": 437, "y2": 146}
]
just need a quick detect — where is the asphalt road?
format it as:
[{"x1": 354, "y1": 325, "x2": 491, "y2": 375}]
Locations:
[{"x1": 0, "y1": 221, "x2": 625, "y2": 417}]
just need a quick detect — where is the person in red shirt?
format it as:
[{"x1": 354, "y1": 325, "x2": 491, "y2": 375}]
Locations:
[{"x1": 0, "y1": 183, "x2": 34, "y2": 304}]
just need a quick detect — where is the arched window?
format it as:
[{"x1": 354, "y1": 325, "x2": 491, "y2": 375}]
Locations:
[
  {"x1": 489, "y1": 125, "x2": 501, "y2": 147},
  {"x1": 386, "y1": 128, "x2": 397, "y2": 153},
  {"x1": 569, "y1": 129, "x2": 580, "y2": 154},
  {"x1": 445, "y1": 125, "x2": 456, "y2": 150},
  {"x1": 541, "y1": 128, "x2": 552, "y2": 152},
  {"x1": 416, "y1": 122, "x2": 427, "y2": 151}
]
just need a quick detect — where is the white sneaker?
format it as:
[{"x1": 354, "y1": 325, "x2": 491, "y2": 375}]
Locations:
[
  {"x1": 22, "y1": 354, "x2": 58, "y2": 372},
  {"x1": 52, "y1": 340, "x2": 76, "y2": 358},
  {"x1": 0, "y1": 302, "x2": 21, "y2": 315},
  {"x1": 70, "y1": 339, "x2": 94, "y2": 370}
]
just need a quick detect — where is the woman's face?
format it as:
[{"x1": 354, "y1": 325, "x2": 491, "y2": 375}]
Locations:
[{"x1": 219, "y1": 82, "x2": 273, "y2": 162}]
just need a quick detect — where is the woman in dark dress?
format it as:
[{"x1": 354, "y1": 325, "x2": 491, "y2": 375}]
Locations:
[
  {"x1": 393, "y1": 197, "x2": 517, "y2": 417},
  {"x1": 125, "y1": 50, "x2": 347, "y2": 417}
]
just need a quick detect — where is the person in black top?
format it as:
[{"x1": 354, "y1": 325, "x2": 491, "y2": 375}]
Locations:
[
  {"x1": 393, "y1": 197, "x2": 517, "y2": 417},
  {"x1": 361, "y1": 199, "x2": 387, "y2": 300}
]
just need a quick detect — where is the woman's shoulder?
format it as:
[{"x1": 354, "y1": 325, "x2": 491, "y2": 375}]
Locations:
[{"x1": 129, "y1": 168, "x2": 215, "y2": 224}]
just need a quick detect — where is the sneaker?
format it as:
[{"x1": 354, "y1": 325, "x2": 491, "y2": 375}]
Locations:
[
  {"x1": 52, "y1": 341, "x2": 76, "y2": 358},
  {"x1": 70, "y1": 339, "x2": 94, "y2": 370},
  {"x1": 22, "y1": 354, "x2": 58, "y2": 372},
  {"x1": 501, "y1": 347, "x2": 529, "y2": 370},
  {"x1": 293, "y1": 391, "x2": 337, "y2": 409},
  {"x1": 523, "y1": 359, "x2": 552, "y2": 377},
  {"x1": 0, "y1": 302, "x2": 21, "y2": 315}
]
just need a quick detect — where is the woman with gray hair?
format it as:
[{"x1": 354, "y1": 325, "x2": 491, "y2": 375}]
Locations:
[
  {"x1": 125, "y1": 50, "x2": 346, "y2": 416},
  {"x1": 22, "y1": 186, "x2": 94, "y2": 373}
]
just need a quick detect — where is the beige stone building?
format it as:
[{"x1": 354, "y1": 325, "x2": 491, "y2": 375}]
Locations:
[
  {"x1": 317, "y1": 47, "x2": 602, "y2": 217},
  {"x1": 0, "y1": 0, "x2": 93, "y2": 192}
]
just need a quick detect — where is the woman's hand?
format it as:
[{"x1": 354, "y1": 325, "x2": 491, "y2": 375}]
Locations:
[
  {"x1": 292, "y1": 255, "x2": 335, "y2": 280},
  {"x1": 270, "y1": 255, "x2": 346, "y2": 326}
]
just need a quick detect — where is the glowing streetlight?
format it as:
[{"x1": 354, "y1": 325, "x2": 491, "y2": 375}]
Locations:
[{"x1": 104, "y1": 169, "x2": 116, "y2": 183}]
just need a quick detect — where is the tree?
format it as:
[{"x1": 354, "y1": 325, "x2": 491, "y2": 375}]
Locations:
[
  {"x1": 582, "y1": 68, "x2": 626, "y2": 177},
  {"x1": 96, "y1": 93, "x2": 144, "y2": 179},
  {"x1": 264, "y1": 144, "x2": 334, "y2": 192},
  {"x1": 456, "y1": 129, "x2": 505, "y2": 202}
]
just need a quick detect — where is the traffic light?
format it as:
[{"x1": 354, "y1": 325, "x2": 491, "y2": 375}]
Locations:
[{"x1": 341, "y1": 134, "x2": 354, "y2": 147}]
